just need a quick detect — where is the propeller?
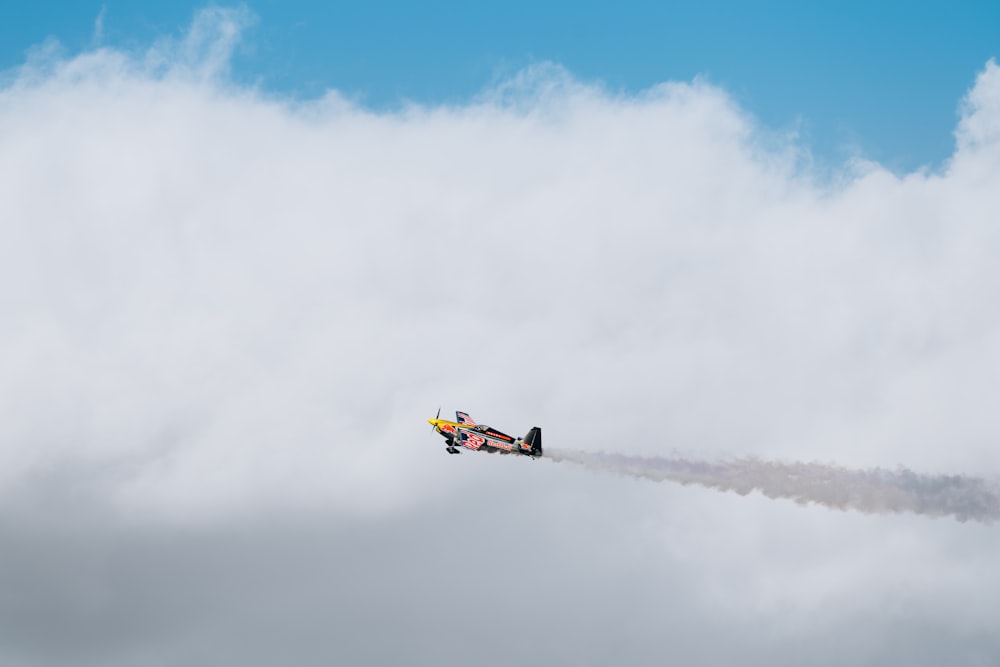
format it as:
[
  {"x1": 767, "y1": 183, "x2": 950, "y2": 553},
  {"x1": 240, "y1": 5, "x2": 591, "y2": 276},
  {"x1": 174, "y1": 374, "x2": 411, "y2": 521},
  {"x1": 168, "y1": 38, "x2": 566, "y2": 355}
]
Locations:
[{"x1": 431, "y1": 407, "x2": 458, "y2": 452}]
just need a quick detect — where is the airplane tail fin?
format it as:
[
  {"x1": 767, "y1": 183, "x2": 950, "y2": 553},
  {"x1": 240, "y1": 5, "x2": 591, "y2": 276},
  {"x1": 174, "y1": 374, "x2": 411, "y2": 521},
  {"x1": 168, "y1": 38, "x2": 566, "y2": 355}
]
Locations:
[{"x1": 523, "y1": 427, "x2": 542, "y2": 456}]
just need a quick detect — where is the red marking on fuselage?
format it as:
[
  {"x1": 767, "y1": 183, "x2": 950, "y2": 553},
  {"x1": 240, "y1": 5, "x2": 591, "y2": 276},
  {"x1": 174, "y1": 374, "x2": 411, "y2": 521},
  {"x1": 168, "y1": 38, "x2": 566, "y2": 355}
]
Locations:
[{"x1": 464, "y1": 433, "x2": 485, "y2": 450}]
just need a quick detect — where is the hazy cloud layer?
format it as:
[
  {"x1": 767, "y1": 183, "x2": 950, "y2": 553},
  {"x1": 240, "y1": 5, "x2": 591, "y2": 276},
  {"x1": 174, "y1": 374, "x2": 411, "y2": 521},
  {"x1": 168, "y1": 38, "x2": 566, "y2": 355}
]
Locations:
[{"x1": 2, "y1": 8, "x2": 1000, "y2": 666}]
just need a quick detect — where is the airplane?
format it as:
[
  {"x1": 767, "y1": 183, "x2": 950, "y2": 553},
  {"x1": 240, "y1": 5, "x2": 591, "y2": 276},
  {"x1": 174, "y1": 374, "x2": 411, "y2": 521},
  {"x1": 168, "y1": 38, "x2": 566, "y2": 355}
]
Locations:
[{"x1": 428, "y1": 410, "x2": 543, "y2": 458}]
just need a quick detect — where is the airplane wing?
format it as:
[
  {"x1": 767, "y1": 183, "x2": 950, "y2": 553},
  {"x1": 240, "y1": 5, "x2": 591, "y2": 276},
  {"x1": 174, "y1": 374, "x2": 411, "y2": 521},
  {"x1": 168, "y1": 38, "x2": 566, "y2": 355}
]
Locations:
[{"x1": 456, "y1": 411, "x2": 477, "y2": 426}]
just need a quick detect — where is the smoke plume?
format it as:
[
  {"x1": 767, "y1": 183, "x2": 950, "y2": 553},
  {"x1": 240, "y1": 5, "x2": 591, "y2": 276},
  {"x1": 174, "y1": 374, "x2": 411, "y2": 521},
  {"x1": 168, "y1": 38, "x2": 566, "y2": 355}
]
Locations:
[{"x1": 548, "y1": 449, "x2": 1000, "y2": 522}]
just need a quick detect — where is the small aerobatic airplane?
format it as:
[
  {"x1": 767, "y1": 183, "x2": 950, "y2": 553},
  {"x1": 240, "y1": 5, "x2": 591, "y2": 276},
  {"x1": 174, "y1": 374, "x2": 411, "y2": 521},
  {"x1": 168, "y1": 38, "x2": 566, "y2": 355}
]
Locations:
[{"x1": 428, "y1": 410, "x2": 543, "y2": 458}]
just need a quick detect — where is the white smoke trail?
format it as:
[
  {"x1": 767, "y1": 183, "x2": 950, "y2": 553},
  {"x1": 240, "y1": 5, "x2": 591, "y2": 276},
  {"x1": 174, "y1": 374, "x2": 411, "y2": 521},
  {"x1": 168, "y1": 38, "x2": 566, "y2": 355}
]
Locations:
[{"x1": 547, "y1": 449, "x2": 1000, "y2": 523}]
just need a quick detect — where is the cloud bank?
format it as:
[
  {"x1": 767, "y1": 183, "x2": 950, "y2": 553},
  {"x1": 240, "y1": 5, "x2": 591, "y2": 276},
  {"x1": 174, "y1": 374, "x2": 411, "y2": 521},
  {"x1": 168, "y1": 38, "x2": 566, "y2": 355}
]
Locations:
[
  {"x1": 2, "y1": 9, "x2": 1000, "y2": 520},
  {"x1": 3, "y1": 8, "x2": 1000, "y2": 666}
]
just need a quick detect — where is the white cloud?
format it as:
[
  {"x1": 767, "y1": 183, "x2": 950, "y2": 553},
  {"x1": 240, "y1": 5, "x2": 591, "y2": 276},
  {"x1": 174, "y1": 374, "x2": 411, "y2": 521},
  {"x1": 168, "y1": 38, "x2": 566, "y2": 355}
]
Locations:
[
  {"x1": 2, "y1": 9, "x2": 1000, "y2": 523},
  {"x1": 3, "y1": 10, "x2": 1000, "y2": 664},
  {"x1": 92, "y1": 5, "x2": 107, "y2": 46},
  {"x1": 957, "y1": 59, "x2": 1000, "y2": 156}
]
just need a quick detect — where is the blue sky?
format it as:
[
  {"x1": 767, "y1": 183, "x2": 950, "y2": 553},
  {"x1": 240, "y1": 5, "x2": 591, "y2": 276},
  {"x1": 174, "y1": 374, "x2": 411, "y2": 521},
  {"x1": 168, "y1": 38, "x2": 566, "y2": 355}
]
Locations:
[{"x1": 2, "y1": 1, "x2": 999, "y2": 169}]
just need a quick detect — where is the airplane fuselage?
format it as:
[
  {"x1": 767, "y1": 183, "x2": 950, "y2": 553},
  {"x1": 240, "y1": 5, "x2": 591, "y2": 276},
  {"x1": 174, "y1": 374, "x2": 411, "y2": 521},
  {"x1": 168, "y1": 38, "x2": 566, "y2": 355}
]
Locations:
[{"x1": 428, "y1": 416, "x2": 542, "y2": 458}]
